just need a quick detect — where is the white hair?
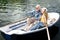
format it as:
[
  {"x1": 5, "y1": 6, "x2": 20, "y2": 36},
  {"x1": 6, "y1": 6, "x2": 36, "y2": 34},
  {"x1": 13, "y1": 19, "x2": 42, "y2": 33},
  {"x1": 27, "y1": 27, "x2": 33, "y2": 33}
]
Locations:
[
  {"x1": 42, "y1": 7, "x2": 48, "y2": 11},
  {"x1": 36, "y1": 5, "x2": 40, "y2": 7}
]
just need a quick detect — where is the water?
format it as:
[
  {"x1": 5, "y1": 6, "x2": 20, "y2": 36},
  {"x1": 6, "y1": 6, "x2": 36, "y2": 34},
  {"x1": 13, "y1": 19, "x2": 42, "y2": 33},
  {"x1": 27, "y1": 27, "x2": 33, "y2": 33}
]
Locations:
[{"x1": 0, "y1": 0, "x2": 60, "y2": 40}]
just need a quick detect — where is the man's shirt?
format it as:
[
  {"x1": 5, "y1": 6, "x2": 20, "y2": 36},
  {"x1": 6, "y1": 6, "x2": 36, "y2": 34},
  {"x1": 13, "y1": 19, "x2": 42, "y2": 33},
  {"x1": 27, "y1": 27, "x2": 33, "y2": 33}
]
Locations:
[{"x1": 27, "y1": 10, "x2": 42, "y2": 20}]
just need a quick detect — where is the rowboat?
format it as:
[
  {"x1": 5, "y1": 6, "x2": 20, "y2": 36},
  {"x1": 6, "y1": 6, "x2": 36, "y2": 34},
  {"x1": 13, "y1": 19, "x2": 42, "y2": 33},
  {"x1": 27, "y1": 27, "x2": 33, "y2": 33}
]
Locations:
[{"x1": 0, "y1": 12, "x2": 59, "y2": 40}]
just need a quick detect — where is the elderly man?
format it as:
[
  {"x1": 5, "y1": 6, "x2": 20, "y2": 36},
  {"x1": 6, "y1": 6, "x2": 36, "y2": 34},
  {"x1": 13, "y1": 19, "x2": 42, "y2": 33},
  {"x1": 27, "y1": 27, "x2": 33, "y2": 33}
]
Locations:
[
  {"x1": 27, "y1": 5, "x2": 42, "y2": 20},
  {"x1": 24, "y1": 5, "x2": 44, "y2": 31},
  {"x1": 27, "y1": 5, "x2": 42, "y2": 23}
]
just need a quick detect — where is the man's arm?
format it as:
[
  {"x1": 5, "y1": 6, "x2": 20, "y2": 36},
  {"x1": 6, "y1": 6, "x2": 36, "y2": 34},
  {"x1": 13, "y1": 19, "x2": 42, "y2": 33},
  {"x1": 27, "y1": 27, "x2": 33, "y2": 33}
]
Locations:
[{"x1": 26, "y1": 11, "x2": 35, "y2": 17}]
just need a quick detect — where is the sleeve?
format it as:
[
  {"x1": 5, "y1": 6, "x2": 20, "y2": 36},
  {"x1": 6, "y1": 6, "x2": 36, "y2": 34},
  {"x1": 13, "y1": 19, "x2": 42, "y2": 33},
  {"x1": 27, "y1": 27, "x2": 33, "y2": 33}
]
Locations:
[{"x1": 26, "y1": 11, "x2": 35, "y2": 17}]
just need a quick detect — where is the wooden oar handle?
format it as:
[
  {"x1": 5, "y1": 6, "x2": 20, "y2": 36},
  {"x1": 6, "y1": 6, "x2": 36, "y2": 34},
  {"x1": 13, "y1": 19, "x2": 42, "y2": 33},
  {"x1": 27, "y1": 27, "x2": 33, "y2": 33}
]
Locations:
[{"x1": 45, "y1": 25, "x2": 51, "y2": 40}]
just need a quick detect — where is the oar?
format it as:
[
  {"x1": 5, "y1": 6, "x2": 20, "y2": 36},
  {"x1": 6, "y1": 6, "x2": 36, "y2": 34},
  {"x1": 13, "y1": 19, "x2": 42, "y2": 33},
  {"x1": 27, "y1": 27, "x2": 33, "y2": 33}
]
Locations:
[{"x1": 45, "y1": 24, "x2": 51, "y2": 40}]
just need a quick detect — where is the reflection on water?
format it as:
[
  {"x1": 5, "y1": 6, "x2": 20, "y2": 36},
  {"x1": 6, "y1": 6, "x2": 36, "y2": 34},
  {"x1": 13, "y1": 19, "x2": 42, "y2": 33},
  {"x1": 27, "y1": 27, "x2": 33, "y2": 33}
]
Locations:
[
  {"x1": 0, "y1": 0, "x2": 27, "y2": 27},
  {"x1": 0, "y1": 0, "x2": 60, "y2": 27}
]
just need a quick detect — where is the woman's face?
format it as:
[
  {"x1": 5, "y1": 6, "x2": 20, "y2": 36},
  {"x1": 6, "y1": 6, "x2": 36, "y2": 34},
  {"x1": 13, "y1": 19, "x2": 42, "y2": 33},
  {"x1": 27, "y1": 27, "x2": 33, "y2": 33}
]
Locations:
[{"x1": 41, "y1": 9, "x2": 46, "y2": 14}]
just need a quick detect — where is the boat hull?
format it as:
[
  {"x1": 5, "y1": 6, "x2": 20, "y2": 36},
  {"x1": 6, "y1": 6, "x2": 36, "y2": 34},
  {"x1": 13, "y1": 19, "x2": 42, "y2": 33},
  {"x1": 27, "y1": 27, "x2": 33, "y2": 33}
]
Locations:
[
  {"x1": 1, "y1": 25, "x2": 59, "y2": 40},
  {"x1": 0, "y1": 12, "x2": 59, "y2": 40}
]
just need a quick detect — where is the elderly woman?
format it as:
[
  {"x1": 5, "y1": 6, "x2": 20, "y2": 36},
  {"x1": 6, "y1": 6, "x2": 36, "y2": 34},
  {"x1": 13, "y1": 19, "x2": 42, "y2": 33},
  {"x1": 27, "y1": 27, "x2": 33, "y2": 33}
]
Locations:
[{"x1": 40, "y1": 7, "x2": 48, "y2": 26}]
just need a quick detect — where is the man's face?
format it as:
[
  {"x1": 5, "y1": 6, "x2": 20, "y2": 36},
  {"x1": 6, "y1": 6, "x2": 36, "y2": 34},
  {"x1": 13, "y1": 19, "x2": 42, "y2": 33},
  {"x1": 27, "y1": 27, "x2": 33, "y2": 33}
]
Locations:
[{"x1": 36, "y1": 5, "x2": 40, "y2": 11}]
